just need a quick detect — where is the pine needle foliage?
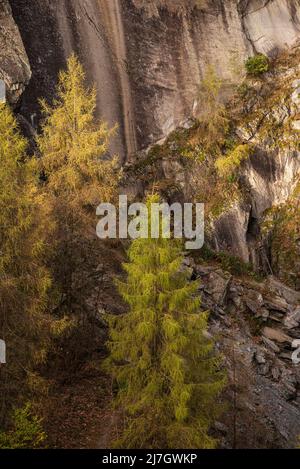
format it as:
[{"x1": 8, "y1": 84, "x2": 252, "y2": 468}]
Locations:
[
  {"x1": 36, "y1": 54, "x2": 119, "y2": 301},
  {"x1": 106, "y1": 195, "x2": 226, "y2": 449},
  {"x1": 0, "y1": 103, "x2": 52, "y2": 426},
  {"x1": 198, "y1": 65, "x2": 229, "y2": 155},
  {"x1": 37, "y1": 54, "x2": 119, "y2": 210},
  {"x1": 0, "y1": 404, "x2": 46, "y2": 449},
  {"x1": 215, "y1": 144, "x2": 253, "y2": 178}
]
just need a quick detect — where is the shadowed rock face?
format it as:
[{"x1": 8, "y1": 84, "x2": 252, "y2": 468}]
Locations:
[
  {"x1": 8, "y1": 0, "x2": 300, "y2": 159},
  {"x1": 0, "y1": 0, "x2": 30, "y2": 104},
  {"x1": 9, "y1": 0, "x2": 137, "y2": 161},
  {"x1": 211, "y1": 148, "x2": 300, "y2": 265}
]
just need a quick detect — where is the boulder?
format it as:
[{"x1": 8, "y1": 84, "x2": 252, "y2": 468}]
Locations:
[
  {"x1": 271, "y1": 367, "x2": 281, "y2": 381},
  {"x1": 264, "y1": 296, "x2": 289, "y2": 314},
  {"x1": 266, "y1": 277, "x2": 300, "y2": 305},
  {"x1": 284, "y1": 306, "x2": 300, "y2": 330},
  {"x1": 262, "y1": 336, "x2": 280, "y2": 353},
  {"x1": 292, "y1": 79, "x2": 300, "y2": 88},
  {"x1": 262, "y1": 327, "x2": 293, "y2": 344},
  {"x1": 258, "y1": 363, "x2": 270, "y2": 376},
  {"x1": 255, "y1": 350, "x2": 266, "y2": 364},
  {"x1": 244, "y1": 289, "x2": 264, "y2": 314},
  {"x1": 291, "y1": 88, "x2": 300, "y2": 106},
  {"x1": 204, "y1": 269, "x2": 231, "y2": 306},
  {"x1": 260, "y1": 308, "x2": 270, "y2": 320}
]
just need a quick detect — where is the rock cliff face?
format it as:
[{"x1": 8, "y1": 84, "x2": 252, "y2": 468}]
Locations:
[
  {"x1": 7, "y1": 0, "x2": 300, "y2": 157},
  {"x1": 0, "y1": 0, "x2": 30, "y2": 104},
  {"x1": 125, "y1": 0, "x2": 300, "y2": 148},
  {"x1": 9, "y1": 0, "x2": 137, "y2": 160},
  {"x1": 242, "y1": 0, "x2": 300, "y2": 55},
  {"x1": 211, "y1": 147, "x2": 300, "y2": 267},
  {"x1": 211, "y1": 67, "x2": 300, "y2": 268}
]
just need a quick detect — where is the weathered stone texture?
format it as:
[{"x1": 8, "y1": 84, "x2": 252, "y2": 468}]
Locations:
[{"x1": 0, "y1": 0, "x2": 30, "y2": 104}]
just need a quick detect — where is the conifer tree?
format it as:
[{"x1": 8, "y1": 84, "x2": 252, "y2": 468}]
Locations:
[
  {"x1": 106, "y1": 196, "x2": 225, "y2": 449},
  {"x1": 198, "y1": 65, "x2": 229, "y2": 155},
  {"x1": 0, "y1": 103, "x2": 51, "y2": 427},
  {"x1": 37, "y1": 54, "x2": 119, "y2": 302}
]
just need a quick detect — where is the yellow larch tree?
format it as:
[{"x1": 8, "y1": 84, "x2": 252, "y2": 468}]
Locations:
[
  {"x1": 37, "y1": 54, "x2": 119, "y2": 304},
  {"x1": 0, "y1": 103, "x2": 52, "y2": 433}
]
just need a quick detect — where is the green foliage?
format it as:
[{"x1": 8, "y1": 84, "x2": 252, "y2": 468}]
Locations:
[
  {"x1": 237, "y1": 82, "x2": 253, "y2": 99},
  {"x1": 106, "y1": 195, "x2": 226, "y2": 449},
  {"x1": 196, "y1": 246, "x2": 263, "y2": 280},
  {"x1": 264, "y1": 182, "x2": 300, "y2": 289},
  {"x1": 0, "y1": 103, "x2": 52, "y2": 425},
  {"x1": 0, "y1": 404, "x2": 46, "y2": 449},
  {"x1": 181, "y1": 143, "x2": 206, "y2": 162},
  {"x1": 245, "y1": 54, "x2": 270, "y2": 76},
  {"x1": 215, "y1": 144, "x2": 253, "y2": 178},
  {"x1": 198, "y1": 65, "x2": 230, "y2": 155}
]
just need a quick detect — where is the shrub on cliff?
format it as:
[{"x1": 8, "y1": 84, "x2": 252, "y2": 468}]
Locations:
[
  {"x1": 245, "y1": 54, "x2": 270, "y2": 76},
  {"x1": 215, "y1": 144, "x2": 253, "y2": 178},
  {"x1": 198, "y1": 65, "x2": 229, "y2": 155}
]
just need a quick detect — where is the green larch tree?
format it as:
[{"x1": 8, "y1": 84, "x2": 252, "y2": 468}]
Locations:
[{"x1": 106, "y1": 196, "x2": 226, "y2": 449}]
